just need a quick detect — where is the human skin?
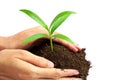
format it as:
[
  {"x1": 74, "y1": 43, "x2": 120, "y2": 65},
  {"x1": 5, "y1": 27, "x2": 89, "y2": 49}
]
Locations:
[
  {"x1": 0, "y1": 49, "x2": 81, "y2": 80},
  {"x1": 0, "y1": 26, "x2": 81, "y2": 80},
  {"x1": 0, "y1": 26, "x2": 80, "y2": 52}
]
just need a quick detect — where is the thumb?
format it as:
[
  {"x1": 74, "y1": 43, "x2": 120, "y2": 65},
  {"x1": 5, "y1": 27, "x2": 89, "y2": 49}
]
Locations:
[{"x1": 15, "y1": 49, "x2": 54, "y2": 68}]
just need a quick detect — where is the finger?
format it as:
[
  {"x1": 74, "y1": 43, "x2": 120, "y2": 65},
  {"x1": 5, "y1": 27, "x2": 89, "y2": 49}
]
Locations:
[
  {"x1": 35, "y1": 78, "x2": 82, "y2": 80},
  {"x1": 0, "y1": 76, "x2": 13, "y2": 80},
  {"x1": 7, "y1": 59, "x2": 79, "y2": 80},
  {"x1": 36, "y1": 68, "x2": 79, "y2": 79},
  {"x1": 57, "y1": 78, "x2": 82, "y2": 80},
  {"x1": 74, "y1": 43, "x2": 81, "y2": 51},
  {"x1": 8, "y1": 49, "x2": 54, "y2": 68},
  {"x1": 6, "y1": 58, "x2": 54, "y2": 80},
  {"x1": 53, "y1": 38, "x2": 79, "y2": 52},
  {"x1": 9, "y1": 26, "x2": 48, "y2": 49},
  {"x1": 34, "y1": 79, "x2": 53, "y2": 80},
  {"x1": 16, "y1": 49, "x2": 54, "y2": 68}
]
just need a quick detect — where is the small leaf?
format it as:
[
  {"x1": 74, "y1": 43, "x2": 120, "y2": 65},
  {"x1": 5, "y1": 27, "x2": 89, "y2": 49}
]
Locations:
[
  {"x1": 50, "y1": 11, "x2": 76, "y2": 34},
  {"x1": 22, "y1": 33, "x2": 48, "y2": 44},
  {"x1": 20, "y1": 9, "x2": 49, "y2": 31},
  {"x1": 53, "y1": 34, "x2": 74, "y2": 44}
]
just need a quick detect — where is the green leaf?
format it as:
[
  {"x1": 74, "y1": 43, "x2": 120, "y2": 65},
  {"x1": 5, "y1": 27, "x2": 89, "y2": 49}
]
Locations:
[
  {"x1": 20, "y1": 9, "x2": 49, "y2": 31},
  {"x1": 22, "y1": 33, "x2": 48, "y2": 44},
  {"x1": 53, "y1": 34, "x2": 74, "y2": 44},
  {"x1": 50, "y1": 11, "x2": 76, "y2": 34}
]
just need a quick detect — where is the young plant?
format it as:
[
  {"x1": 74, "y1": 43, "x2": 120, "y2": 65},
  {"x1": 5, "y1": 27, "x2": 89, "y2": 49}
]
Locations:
[{"x1": 20, "y1": 9, "x2": 76, "y2": 51}]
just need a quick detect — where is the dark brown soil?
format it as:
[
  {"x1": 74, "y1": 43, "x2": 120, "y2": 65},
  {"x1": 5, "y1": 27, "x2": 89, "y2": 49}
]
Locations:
[{"x1": 27, "y1": 40, "x2": 91, "y2": 80}]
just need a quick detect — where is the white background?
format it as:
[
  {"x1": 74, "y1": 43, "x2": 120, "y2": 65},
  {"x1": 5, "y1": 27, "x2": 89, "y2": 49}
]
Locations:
[{"x1": 0, "y1": 0, "x2": 120, "y2": 80}]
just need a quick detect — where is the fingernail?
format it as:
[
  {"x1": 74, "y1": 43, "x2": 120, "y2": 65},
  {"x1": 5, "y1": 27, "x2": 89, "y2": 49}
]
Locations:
[
  {"x1": 48, "y1": 61, "x2": 54, "y2": 67},
  {"x1": 64, "y1": 69, "x2": 79, "y2": 75},
  {"x1": 74, "y1": 70, "x2": 79, "y2": 75},
  {"x1": 75, "y1": 78, "x2": 82, "y2": 80},
  {"x1": 74, "y1": 43, "x2": 79, "y2": 46}
]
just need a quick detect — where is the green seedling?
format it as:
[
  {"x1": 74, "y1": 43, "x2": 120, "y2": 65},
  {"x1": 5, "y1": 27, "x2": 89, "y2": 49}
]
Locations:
[{"x1": 20, "y1": 9, "x2": 76, "y2": 51}]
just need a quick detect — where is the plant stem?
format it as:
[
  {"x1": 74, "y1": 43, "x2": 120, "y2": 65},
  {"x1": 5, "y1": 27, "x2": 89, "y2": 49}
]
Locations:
[{"x1": 50, "y1": 35, "x2": 53, "y2": 52}]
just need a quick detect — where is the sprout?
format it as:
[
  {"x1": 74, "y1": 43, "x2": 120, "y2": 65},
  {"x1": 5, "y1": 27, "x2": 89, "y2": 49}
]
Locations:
[{"x1": 20, "y1": 9, "x2": 76, "y2": 51}]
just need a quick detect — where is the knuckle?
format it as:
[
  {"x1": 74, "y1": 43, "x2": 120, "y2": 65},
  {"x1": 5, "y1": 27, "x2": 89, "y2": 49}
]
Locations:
[
  {"x1": 53, "y1": 69, "x2": 62, "y2": 78},
  {"x1": 16, "y1": 49, "x2": 29, "y2": 57},
  {"x1": 57, "y1": 78, "x2": 79, "y2": 80},
  {"x1": 18, "y1": 49, "x2": 28, "y2": 54},
  {"x1": 27, "y1": 69, "x2": 38, "y2": 78},
  {"x1": 18, "y1": 69, "x2": 38, "y2": 79},
  {"x1": 38, "y1": 57, "x2": 49, "y2": 64},
  {"x1": 38, "y1": 56, "x2": 45, "y2": 60}
]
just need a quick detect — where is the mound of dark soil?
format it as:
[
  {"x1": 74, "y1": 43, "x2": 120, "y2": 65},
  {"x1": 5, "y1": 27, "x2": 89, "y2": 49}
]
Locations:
[{"x1": 27, "y1": 40, "x2": 91, "y2": 80}]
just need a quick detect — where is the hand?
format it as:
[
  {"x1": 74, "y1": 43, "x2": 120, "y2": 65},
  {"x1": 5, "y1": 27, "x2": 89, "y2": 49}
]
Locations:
[
  {"x1": 0, "y1": 49, "x2": 82, "y2": 80},
  {"x1": 8, "y1": 26, "x2": 81, "y2": 52},
  {"x1": 0, "y1": 36, "x2": 8, "y2": 50}
]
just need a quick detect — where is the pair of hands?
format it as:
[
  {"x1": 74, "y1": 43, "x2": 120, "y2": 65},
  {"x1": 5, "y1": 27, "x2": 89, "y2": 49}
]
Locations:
[{"x1": 0, "y1": 26, "x2": 81, "y2": 80}]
